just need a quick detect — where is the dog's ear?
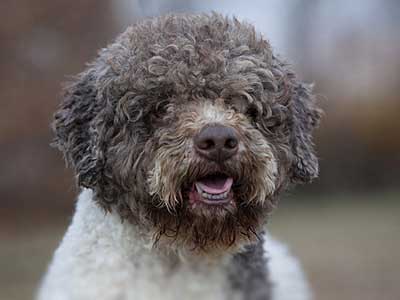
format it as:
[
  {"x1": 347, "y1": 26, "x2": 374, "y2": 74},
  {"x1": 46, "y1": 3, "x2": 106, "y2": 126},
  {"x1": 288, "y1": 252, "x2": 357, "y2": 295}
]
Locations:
[
  {"x1": 289, "y1": 83, "x2": 322, "y2": 183},
  {"x1": 52, "y1": 68, "x2": 104, "y2": 189}
]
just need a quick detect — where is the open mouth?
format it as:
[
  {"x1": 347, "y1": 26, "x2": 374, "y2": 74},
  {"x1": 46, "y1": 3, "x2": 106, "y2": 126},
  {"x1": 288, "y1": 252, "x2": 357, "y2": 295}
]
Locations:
[{"x1": 189, "y1": 173, "x2": 234, "y2": 206}]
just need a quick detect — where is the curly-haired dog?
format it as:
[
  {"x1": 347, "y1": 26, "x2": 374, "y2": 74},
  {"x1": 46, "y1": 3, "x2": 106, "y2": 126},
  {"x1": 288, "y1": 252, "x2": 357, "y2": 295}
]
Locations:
[{"x1": 38, "y1": 13, "x2": 321, "y2": 300}]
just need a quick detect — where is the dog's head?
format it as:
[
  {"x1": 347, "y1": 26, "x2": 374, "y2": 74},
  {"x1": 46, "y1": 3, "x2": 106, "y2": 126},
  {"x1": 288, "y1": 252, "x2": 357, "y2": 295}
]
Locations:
[{"x1": 53, "y1": 14, "x2": 321, "y2": 254}]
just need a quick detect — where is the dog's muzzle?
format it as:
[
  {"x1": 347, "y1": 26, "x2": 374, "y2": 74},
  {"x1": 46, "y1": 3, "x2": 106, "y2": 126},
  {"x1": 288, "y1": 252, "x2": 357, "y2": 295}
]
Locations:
[{"x1": 187, "y1": 124, "x2": 240, "y2": 209}]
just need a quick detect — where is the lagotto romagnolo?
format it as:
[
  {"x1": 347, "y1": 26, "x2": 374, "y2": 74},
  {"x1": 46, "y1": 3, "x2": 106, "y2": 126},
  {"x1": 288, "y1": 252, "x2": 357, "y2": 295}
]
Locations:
[{"x1": 37, "y1": 13, "x2": 321, "y2": 300}]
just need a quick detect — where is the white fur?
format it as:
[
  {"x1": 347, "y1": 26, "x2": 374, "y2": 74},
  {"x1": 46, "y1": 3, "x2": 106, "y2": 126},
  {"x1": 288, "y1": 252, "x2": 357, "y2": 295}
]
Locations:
[
  {"x1": 37, "y1": 189, "x2": 312, "y2": 300},
  {"x1": 265, "y1": 235, "x2": 313, "y2": 300},
  {"x1": 198, "y1": 101, "x2": 232, "y2": 124}
]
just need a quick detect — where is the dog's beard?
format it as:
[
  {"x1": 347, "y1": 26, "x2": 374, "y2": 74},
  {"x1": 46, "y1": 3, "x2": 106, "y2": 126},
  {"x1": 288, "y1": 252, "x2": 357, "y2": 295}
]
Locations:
[
  {"x1": 148, "y1": 196, "x2": 268, "y2": 254},
  {"x1": 146, "y1": 152, "x2": 278, "y2": 253}
]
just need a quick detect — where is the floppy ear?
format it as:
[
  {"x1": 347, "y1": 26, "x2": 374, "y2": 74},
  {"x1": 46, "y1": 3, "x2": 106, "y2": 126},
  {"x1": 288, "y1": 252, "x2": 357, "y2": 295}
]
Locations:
[
  {"x1": 52, "y1": 68, "x2": 104, "y2": 188},
  {"x1": 289, "y1": 83, "x2": 322, "y2": 183}
]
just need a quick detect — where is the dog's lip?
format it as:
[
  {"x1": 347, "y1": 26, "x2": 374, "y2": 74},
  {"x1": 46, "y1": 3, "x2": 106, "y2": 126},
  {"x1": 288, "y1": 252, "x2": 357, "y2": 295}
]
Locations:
[
  {"x1": 195, "y1": 175, "x2": 233, "y2": 195},
  {"x1": 188, "y1": 173, "x2": 234, "y2": 206}
]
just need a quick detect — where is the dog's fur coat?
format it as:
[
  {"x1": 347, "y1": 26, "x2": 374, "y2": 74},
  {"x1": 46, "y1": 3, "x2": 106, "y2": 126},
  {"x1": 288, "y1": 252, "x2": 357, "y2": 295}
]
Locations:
[{"x1": 38, "y1": 13, "x2": 321, "y2": 300}]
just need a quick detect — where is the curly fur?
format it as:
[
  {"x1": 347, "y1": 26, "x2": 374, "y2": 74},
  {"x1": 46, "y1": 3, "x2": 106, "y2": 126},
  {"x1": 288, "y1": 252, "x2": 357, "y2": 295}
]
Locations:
[
  {"x1": 52, "y1": 13, "x2": 320, "y2": 255},
  {"x1": 38, "y1": 13, "x2": 323, "y2": 300},
  {"x1": 37, "y1": 190, "x2": 313, "y2": 300}
]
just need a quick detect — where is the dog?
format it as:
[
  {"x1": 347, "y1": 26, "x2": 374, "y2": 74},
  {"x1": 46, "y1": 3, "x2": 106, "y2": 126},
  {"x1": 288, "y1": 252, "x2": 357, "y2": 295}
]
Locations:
[{"x1": 37, "y1": 13, "x2": 321, "y2": 300}]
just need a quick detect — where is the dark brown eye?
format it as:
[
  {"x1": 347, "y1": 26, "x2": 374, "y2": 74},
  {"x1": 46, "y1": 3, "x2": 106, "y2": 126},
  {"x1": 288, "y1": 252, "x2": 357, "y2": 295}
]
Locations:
[
  {"x1": 153, "y1": 101, "x2": 168, "y2": 119},
  {"x1": 264, "y1": 117, "x2": 281, "y2": 129},
  {"x1": 246, "y1": 105, "x2": 259, "y2": 120},
  {"x1": 263, "y1": 105, "x2": 287, "y2": 131}
]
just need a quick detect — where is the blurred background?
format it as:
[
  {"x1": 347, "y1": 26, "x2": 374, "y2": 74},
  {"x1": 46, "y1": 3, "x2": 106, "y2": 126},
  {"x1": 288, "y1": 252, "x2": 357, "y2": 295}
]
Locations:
[{"x1": 1, "y1": 1, "x2": 399, "y2": 299}]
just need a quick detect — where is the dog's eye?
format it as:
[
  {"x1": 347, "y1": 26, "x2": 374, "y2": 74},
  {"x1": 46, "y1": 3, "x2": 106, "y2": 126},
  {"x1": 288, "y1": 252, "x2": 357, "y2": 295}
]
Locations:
[
  {"x1": 245, "y1": 105, "x2": 260, "y2": 120},
  {"x1": 245, "y1": 103, "x2": 262, "y2": 121},
  {"x1": 262, "y1": 105, "x2": 287, "y2": 132},
  {"x1": 153, "y1": 101, "x2": 169, "y2": 119},
  {"x1": 264, "y1": 117, "x2": 281, "y2": 129}
]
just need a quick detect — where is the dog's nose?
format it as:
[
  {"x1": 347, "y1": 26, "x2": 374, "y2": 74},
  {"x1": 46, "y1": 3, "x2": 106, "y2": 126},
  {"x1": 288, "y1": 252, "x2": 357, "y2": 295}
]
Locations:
[{"x1": 194, "y1": 124, "x2": 239, "y2": 162}]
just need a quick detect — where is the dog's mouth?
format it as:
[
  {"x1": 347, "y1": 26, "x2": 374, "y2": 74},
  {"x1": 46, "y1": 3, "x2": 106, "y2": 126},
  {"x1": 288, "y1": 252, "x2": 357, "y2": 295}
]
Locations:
[{"x1": 189, "y1": 173, "x2": 234, "y2": 207}]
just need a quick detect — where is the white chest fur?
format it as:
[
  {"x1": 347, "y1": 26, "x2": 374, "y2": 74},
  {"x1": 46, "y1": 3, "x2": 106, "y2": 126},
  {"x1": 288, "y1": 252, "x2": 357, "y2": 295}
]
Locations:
[{"x1": 37, "y1": 189, "x2": 312, "y2": 300}]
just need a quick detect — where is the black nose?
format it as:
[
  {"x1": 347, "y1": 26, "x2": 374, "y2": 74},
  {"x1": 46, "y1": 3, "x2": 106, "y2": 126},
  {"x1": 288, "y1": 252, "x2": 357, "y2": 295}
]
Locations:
[{"x1": 194, "y1": 124, "x2": 239, "y2": 162}]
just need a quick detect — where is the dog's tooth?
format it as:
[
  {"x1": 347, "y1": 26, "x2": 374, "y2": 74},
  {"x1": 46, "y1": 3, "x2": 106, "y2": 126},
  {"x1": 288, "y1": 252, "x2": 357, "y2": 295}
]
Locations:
[
  {"x1": 196, "y1": 183, "x2": 204, "y2": 193},
  {"x1": 200, "y1": 191, "x2": 232, "y2": 200}
]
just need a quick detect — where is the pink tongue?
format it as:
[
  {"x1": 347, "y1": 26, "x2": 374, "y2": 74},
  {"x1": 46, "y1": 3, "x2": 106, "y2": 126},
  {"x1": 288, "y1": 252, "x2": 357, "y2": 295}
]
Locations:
[{"x1": 197, "y1": 175, "x2": 233, "y2": 194}]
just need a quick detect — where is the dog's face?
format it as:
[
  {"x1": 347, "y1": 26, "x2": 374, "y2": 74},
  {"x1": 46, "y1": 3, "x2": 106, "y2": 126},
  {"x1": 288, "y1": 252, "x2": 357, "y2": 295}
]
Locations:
[{"x1": 53, "y1": 14, "x2": 321, "y2": 254}]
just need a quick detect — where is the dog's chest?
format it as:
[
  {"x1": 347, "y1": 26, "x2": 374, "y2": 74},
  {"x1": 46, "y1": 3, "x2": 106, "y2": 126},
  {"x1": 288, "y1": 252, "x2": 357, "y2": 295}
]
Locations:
[
  {"x1": 126, "y1": 254, "x2": 240, "y2": 300},
  {"x1": 37, "y1": 191, "x2": 273, "y2": 300},
  {"x1": 123, "y1": 242, "x2": 271, "y2": 300}
]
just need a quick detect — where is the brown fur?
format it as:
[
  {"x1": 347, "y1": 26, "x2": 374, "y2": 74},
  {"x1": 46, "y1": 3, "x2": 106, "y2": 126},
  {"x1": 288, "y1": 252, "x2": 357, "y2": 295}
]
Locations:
[{"x1": 52, "y1": 13, "x2": 321, "y2": 254}]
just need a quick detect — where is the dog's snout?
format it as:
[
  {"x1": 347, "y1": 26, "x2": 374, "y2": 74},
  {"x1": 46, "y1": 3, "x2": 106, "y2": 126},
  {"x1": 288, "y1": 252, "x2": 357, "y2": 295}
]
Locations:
[{"x1": 194, "y1": 124, "x2": 239, "y2": 162}]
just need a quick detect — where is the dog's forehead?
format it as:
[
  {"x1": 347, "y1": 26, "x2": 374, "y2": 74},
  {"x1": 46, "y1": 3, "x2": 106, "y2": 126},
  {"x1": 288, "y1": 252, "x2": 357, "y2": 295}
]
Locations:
[
  {"x1": 182, "y1": 99, "x2": 237, "y2": 123},
  {"x1": 198, "y1": 101, "x2": 230, "y2": 123},
  {"x1": 112, "y1": 15, "x2": 276, "y2": 93}
]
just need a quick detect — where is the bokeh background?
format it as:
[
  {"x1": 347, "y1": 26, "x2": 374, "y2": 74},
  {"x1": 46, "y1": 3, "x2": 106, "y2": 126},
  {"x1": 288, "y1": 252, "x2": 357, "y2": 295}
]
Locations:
[{"x1": 1, "y1": 1, "x2": 399, "y2": 299}]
